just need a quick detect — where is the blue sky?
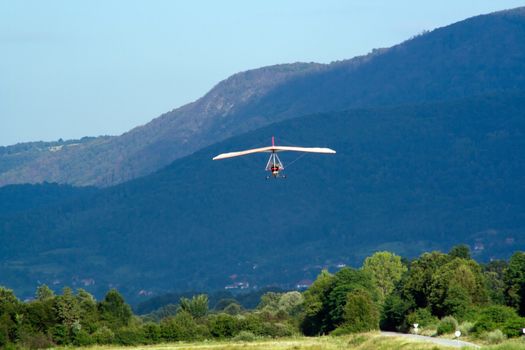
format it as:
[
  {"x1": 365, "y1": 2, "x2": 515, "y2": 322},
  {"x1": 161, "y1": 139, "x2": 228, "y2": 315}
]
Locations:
[{"x1": 1, "y1": 0, "x2": 524, "y2": 146}]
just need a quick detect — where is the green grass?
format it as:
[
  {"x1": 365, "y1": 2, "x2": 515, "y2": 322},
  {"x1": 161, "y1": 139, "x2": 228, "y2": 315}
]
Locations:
[
  {"x1": 71, "y1": 333, "x2": 465, "y2": 350},
  {"x1": 481, "y1": 339, "x2": 525, "y2": 350}
]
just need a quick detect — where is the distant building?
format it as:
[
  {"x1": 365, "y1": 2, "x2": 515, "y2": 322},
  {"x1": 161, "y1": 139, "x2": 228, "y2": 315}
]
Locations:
[
  {"x1": 80, "y1": 278, "x2": 95, "y2": 286},
  {"x1": 48, "y1": 145, "x2": 63, "y2": 152},
  {"x1": 138, "y1": 289, "x2": 153, "y2": 296},
  {"x1": 296, "y1": 279, "x2": 313, "y2": 290},
  {"x1": 225, "y1": 281, "x2": 250, "y2": 290},
  {"x1": 474, "y1": 242, "x2": 485, "y2": 251}
]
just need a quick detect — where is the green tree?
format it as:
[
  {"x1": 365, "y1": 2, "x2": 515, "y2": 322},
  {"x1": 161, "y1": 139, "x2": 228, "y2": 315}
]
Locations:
[
  {"x1": 54, "y1": 287, "x2": 81, "y2": 342},
  {"x1": 484, "y1": 260, "x2": 508, "y2": 305},
  {"x1": 503, "y1": 251, "x2": 525, "y2": 316},
  {"x1": 449, "y1": 244, "x2": 471, "y2": 260},
  {"x1": 76, "y1": 289, "x2": 98, "y2": 332},
  {"x1": 214, "y1": 298, "x2": 241, "y2": 311},
  {"x1": 257, "y1": 292, "x2": 282, "y2": 312},
  {"x1": 342, "y1": 289, "x2": 379, "y2": 333},
  {"x1": 403, "y1": 251, "x2": 450, "y2": 308},
  {"x1": 301, "y1": 269, "x2": 334, "y2": 336},
  {"x1": 25, "y1": 298, "x2": 57, "y2": 335},
  {"x1": 179, "y1": 294, "x2": 208, "y2": 318},
  {"x1": 0, "y1": 287, "x2": 20, "y2": 315},
  {"x1": 278, "y1": 291, "x2": 304, "y2": 317},
  {"x1": 98, "y1": 289, "x2": 132, "y2": 329},
  {"x1": 380, "y1": 294, "x2": 413, "y2": 331},
  {"x1": 362, "y1": 251, "x2": 407, "y2": 303},
  {"x1": 428, "y1": 258, "x2": 488, "y2": 317},
  {"x1": 327, "y1": 267, "x2": 379, "y2": 329},
  {"x1": 0, "y1": 287, "x2": 21, "y2": 345},
  {"x1": 223, "y1": 302, "x2": 243, "y2": 315},
  {"x1": 258, "y1": 291, "x2": 303, "y2": 317},
  {"x1": 35, "y1": 285, "x2": 55, "y2": 302}
]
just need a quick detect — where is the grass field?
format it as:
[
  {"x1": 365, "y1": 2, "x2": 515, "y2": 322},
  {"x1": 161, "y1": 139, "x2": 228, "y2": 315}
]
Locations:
[{"x1": 71, "y1": 333, "x2": 500, "y2": 350}]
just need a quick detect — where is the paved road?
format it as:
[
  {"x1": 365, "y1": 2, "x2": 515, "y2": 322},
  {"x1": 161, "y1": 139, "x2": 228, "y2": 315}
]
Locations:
[{"x1": 380, "y1": 331, "x2": 481, "y2": 348}]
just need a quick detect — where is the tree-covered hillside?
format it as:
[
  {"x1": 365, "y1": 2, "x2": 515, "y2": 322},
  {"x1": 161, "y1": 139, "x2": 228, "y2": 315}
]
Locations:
[
  {"x1": 0, "y1": 93, "x2": 523, "y2": 300},
  {"x1": 1, "y1": 7, "x2": 525, "y2": 187},
  {"x1": 0, "y1": 183, "x2": 96, "y2": 215}
]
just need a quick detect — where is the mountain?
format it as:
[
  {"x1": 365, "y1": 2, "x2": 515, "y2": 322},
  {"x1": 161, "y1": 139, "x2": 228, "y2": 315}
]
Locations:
[
  {"x1": 0, "y1": 183, "x2": 96, "y2": 216},
  {"x1": 1, "y1": 7, "x2": 525, "y2": 187},
  {"x1": 0, "y1": 63, "x2": 322, "y2": 187},
  {"x1": 0, "y1": 136, "x2": 110, "y2": 178},
  {"x1": 1, "y1": 93, "x2": 524, "y2": 301}
]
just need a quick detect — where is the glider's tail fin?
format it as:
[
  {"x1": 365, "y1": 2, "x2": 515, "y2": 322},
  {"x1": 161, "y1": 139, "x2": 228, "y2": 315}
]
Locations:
[{"x1": 272, "y1": 136, "x2": 275, "y2": 147}]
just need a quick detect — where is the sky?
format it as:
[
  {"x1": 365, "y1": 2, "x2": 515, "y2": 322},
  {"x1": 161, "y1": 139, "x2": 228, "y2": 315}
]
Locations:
[{"x1": 1, "y1": 1, "x2": 524, "y2": 146}]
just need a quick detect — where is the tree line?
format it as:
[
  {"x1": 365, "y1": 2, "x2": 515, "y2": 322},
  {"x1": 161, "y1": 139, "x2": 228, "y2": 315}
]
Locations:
[{"x1": 0, "y1": 246, "x2": 524, "y2": 348}]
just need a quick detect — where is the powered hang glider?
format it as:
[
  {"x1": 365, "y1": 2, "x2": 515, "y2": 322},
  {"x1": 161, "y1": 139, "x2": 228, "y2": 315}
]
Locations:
[{"x1": 212, "y1": 137, "x2": 336, "y2": 178}]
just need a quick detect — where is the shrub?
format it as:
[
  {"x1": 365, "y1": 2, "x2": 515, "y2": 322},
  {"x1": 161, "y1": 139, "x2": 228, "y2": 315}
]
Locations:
[
  {"x1": 238, "y1": 314, "x2": 264, "y2": 335},
  {"x1": 50, "y1": 324, "x2": 68, "y2": 345},
  {"x1": 233, "y1": 330, "x2": 257, "y2": 342},
  {"x1": 160, "y1": 310, "x2": 201, "y2": 341},
  {"x1": 473, "y1": 319, "x2": 496, "y2": 334},
  {"x1": 473, "y1": 306, "x2": 520, "y2": 334},
  {"x1": 115, "y1": 326, "x2": 145, "y2": 345},
  {"x1": 260, "y1": 322, "x2": 294, "y2": 338},
  {"x1": 407, "y1": 308, "x2": 438, "y2": 328},
  {"x1": 142, "y1": 322, "x2": 161, "y2": 343},
  {"x1": 209, "y1": 313, "x2": 239, "y2": 338},
  {"x1": 483, "y1": 329, "x2": 507, "y2": 344},
  {"x1": 458, "y1": 321, "x2": 474, "y2": 336},
  {"x1": 436, "y1": 316, "x2": 458, "y2": 335},
  {"x1": 347, "y1": 334, "x2": 367, "y2": 345},
  {"x1": 330, "y1": 326, "x2": 352, "y2": 336},
  {"x1": 501, "y1": 317, "x2": 525, "y2": 338},
  {"x1": 92, "y1": 326, "x2": 115, "y2": 344},
  {"x1": 20, "y1": 332, "x2": 55, "y2": 349},
  {"x1": 455, "y1": 306, "x2": 482, "y2": 324},
  {"x1": 73, "y1": 329, "x2": 94, "y2": 346}
]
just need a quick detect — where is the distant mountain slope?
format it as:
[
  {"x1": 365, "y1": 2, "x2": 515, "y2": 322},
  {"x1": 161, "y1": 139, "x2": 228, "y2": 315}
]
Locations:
[
  {"x1": 0, "y1": 183, "x2": 95, "y2": 215},
  {"x1": 0, "y1": 63, "x2": 322, "y2": 187},
  {"x1": 0, "y1": 136, "x2": 110, "y2": 176},
  {"x1": 1, "y1": 7, "x2": 525, "y2": 187},
  {"x1": 1, "y1": 93, "x2": 523, "y2": 300}
]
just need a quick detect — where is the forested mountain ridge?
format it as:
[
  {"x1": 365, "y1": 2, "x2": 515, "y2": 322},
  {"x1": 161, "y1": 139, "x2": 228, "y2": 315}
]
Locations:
[
  {"x1": 0, "y1": 63, "x2": 322, "y2": 187},
  {"x1": 1, "y1": 7, "x2": 525, "y2": 187},
  {"x1": 0, "y1": 136, "x2": 110, "y2": 178},
  {"x1": 1, "y1": 93, "x2": 523, "y2": 300}
]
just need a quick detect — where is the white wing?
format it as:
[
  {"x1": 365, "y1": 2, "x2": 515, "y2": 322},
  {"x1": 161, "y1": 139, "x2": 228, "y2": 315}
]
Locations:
[
  {"x1": 271, "y1": 146, "x2": 336, "y2": 154},
  {"x1": 212, "y1": 146, "x2": 336, "y2": 160}
]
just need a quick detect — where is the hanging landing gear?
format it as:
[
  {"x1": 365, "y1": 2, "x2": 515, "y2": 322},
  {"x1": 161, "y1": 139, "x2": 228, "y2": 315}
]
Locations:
[{"x1": 265, "y1": 152, "x2": 286, "y2": 179}]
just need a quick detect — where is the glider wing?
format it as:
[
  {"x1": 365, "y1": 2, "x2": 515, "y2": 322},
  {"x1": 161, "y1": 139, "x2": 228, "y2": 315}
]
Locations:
[
  {"x1": 213, "y1": 146, "x2": 336, "y2": 160},
  {"x1": 212, "y1": 146, "x2": 274, "y2": 160},
  {"x1": 271, "y1": 146, "x2": 336, "y2": 154}
]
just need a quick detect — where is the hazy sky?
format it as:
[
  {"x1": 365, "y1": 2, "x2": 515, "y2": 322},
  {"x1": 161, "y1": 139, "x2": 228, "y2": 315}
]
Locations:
[{"x1": 1, "y1": 1, "x2": 524, "y2": 146}]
